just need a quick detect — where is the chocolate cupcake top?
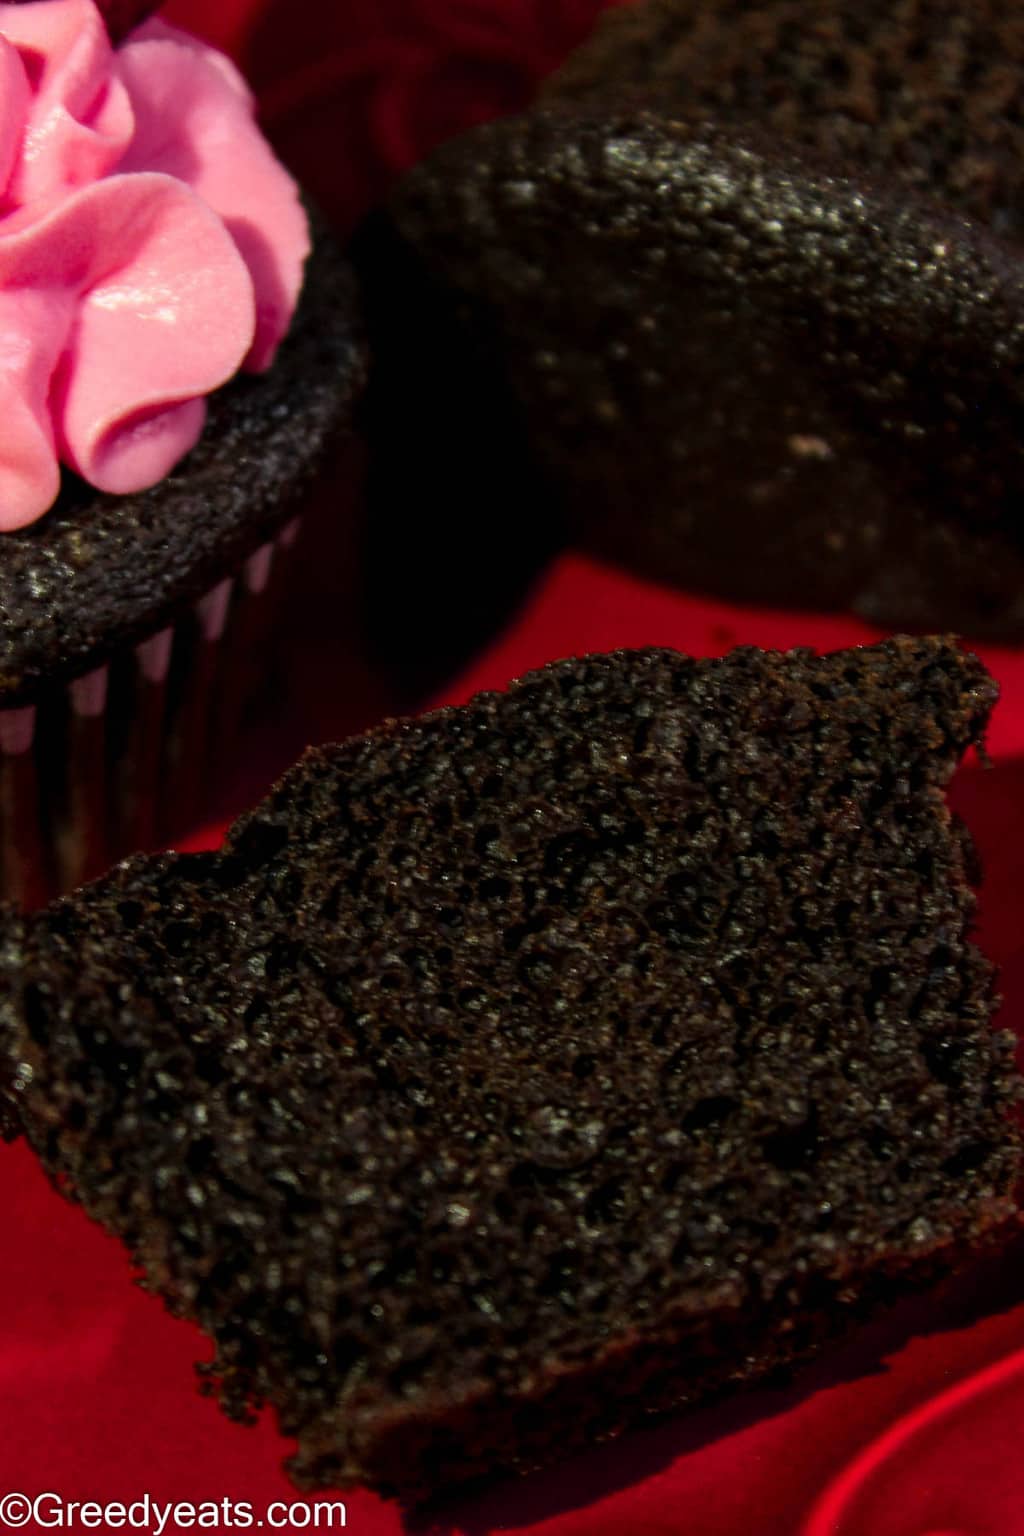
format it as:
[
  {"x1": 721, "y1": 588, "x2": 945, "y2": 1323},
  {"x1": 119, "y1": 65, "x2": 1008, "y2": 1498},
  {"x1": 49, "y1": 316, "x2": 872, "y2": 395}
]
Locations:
[
  {"x1": 0, "y1": 2, "x2": 365, "y2": 705},
  {"x1": 354, "y1": 102, "x2": 1024, "y2": 637},
  {"x1": 549, "y1": 0, "x2": 1024, "y2": 238},
  {"x1": 0, "y1": 224, "x2": 364, "y2": 706}
]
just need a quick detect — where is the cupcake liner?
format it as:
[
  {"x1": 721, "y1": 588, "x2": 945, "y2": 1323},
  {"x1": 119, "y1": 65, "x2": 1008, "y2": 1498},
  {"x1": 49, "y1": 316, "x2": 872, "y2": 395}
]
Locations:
[{"x1": 0, "y1": 518, "x2": 303, "y2": 910}]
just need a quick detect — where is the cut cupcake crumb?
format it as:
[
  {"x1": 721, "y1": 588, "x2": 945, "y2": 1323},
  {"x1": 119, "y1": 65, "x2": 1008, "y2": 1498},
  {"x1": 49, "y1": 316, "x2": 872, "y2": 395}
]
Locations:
[{"x1": 0, "y1": 638, "x2": 1019, "y2": 1498}]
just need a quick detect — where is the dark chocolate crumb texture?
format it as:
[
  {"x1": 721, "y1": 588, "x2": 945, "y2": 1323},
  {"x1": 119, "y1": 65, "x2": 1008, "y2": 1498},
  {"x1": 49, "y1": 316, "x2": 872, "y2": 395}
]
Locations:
[
  {"x1": 0, "y1": 215, "x2": 364, "y2": 707},
  {"x1": 352, "y1": 7, "x2": 1024, "y2": 637},
  {"x1": 550, "y1": 0, "x2": 1024, "y2": 237},
  {"x1": 1, "y1": 638, "x2": 1020, "y2": 1497}
]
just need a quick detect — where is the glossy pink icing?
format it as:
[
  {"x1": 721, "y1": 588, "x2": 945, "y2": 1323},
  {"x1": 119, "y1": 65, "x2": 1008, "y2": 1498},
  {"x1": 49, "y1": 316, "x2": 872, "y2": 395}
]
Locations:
[{"x1": 0, "y1": 0, "x2": 310, "y2": 530}]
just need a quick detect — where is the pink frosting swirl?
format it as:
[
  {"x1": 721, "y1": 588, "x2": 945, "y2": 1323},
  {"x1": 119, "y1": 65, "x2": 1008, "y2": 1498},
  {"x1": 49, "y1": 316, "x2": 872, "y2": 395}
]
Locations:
[{"x1": 0, "y1": 0, "x2": 310, "y2": 530}]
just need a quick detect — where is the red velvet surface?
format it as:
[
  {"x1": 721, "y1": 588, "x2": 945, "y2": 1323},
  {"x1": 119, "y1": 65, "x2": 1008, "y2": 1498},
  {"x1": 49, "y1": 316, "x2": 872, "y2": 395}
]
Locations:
[{"x1": 4, "y1": 3, "x2": 1024, "y2": 1533}]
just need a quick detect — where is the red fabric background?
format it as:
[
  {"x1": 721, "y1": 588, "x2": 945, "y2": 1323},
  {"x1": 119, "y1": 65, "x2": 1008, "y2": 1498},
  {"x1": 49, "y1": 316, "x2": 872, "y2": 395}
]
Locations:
[{"x1": 4, "y1": 4, "x2": 1024, "y2": 1533}]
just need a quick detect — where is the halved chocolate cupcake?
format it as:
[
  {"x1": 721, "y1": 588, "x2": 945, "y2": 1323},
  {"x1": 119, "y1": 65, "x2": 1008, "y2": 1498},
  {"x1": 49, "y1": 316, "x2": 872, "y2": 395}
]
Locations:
[{"x1": 1, "y1": 637, "x2": 1019, "y2": 1497}]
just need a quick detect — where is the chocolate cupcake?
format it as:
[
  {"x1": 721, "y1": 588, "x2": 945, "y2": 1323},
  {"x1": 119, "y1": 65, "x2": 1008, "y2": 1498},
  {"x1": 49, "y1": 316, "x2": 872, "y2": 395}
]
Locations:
[
  {"x1": 351, "y1": 0, "x2": 1024, "y2": 646},
  {"x1": 0, "y1": 0, "x2": 365, "y2": 907},
  {"x1": 548, "y1": 0, "x2": 1024, "y2": 234},
  {"x1": 2, "y1": 638, "x2": 1021, "y2": 1497}
]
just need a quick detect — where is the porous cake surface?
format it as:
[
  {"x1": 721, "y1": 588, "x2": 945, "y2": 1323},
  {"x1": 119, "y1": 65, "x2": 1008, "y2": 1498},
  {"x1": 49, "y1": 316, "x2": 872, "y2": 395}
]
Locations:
[
  {"x1": 551, "y1": 0, "x2": 1024, "y2": 238},
  {"x1": 0, "y1": 638, "x2": 1019, "y2": 1496},
  {"x1": 354, "y1": 108, "x2": 1024, "y2": 637}
]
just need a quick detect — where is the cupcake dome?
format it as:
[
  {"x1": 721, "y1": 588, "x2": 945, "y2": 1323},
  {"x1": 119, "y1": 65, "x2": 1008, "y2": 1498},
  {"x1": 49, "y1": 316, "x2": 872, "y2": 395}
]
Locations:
[
  {"x1": 550, "y1": 0, "x2": 1024, "y2": 236},
  {"x1": 351, "y1": 0, "x2": 1024, "y2": 645}
]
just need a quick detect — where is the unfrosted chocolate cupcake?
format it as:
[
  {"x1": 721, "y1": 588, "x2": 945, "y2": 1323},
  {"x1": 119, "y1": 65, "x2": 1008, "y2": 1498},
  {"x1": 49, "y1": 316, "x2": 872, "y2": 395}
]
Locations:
[
  {"x1": 352, "y1": 0, "x2": 1024, "y2": 645},
  {"x1": 549, "y1": 0, "x2": 1024, "y2": 236},
  {"x1": 0, "y1": 1, "x2": 365, "y2": 906}
]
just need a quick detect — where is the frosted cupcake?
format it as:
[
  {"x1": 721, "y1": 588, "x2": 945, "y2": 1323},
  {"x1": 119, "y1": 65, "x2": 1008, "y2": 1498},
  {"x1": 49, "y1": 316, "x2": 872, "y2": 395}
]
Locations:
[{"x1": 0, "y1": 0, "x2": 365, "y2": 906}]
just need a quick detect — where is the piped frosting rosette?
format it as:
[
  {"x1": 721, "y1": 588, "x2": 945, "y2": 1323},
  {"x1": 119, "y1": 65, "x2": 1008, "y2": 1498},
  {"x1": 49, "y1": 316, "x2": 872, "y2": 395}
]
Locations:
[{"x1": 0, "y1": 0, "x2": 310, "y2": 529}]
